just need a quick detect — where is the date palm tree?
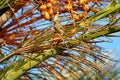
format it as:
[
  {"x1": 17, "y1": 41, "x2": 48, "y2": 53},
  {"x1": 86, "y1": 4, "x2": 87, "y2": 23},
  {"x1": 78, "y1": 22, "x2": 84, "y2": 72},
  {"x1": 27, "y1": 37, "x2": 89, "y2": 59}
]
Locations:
[{"x1": 0, "y1": 0, "x2": 120, "y2": 80}]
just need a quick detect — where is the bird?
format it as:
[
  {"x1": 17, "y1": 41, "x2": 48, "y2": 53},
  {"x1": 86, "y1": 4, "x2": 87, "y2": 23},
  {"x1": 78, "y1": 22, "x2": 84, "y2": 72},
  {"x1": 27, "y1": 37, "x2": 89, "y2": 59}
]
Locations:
[{"x1": 53, "y1": 12, "x2": 64, "y2": 35}]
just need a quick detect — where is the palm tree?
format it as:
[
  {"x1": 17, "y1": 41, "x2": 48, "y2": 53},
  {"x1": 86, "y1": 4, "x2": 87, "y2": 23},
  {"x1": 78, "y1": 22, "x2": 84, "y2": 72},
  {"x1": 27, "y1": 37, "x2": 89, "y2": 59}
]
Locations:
[{"x1": 0, "y1": 0, "x2": 120, "y2": 79}]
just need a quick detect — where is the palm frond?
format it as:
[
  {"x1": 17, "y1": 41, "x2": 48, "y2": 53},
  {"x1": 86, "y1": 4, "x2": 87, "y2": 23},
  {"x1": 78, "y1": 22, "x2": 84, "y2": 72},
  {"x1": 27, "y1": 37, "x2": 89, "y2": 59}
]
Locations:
[{"x1": 0, "y1": 0, "x2": 120, "y2": 80}]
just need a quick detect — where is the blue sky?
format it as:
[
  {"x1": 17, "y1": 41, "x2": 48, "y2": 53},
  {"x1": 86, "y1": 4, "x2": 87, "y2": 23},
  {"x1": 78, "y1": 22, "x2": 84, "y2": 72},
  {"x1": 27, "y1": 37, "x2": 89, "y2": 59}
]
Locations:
[{"x1": 97, "y1": 32, "x2": 120, "y2": 60}]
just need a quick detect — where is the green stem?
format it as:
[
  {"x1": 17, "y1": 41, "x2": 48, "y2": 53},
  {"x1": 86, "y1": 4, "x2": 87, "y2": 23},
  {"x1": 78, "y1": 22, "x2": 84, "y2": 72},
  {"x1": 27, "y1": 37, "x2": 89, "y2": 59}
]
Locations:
[
  {"x1": 69, "y1": 26, "x2": 120, "y2": 45},
  {"x1": 89, "y1": 2, "x2": 120, "y2": 22},
  {"x1": 79, "y1": 26, "x2": 120, "y2": 41},
  {"x1": 2, "y1": 48, "x2": 65, "y2": 80}
]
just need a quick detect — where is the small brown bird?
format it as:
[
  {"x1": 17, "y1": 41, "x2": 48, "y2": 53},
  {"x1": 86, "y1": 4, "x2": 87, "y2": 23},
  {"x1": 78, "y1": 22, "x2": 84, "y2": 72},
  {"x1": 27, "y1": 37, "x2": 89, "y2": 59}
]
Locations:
[{"x1": 53, "y1": 12, "x2": 64, "y2": 35}]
